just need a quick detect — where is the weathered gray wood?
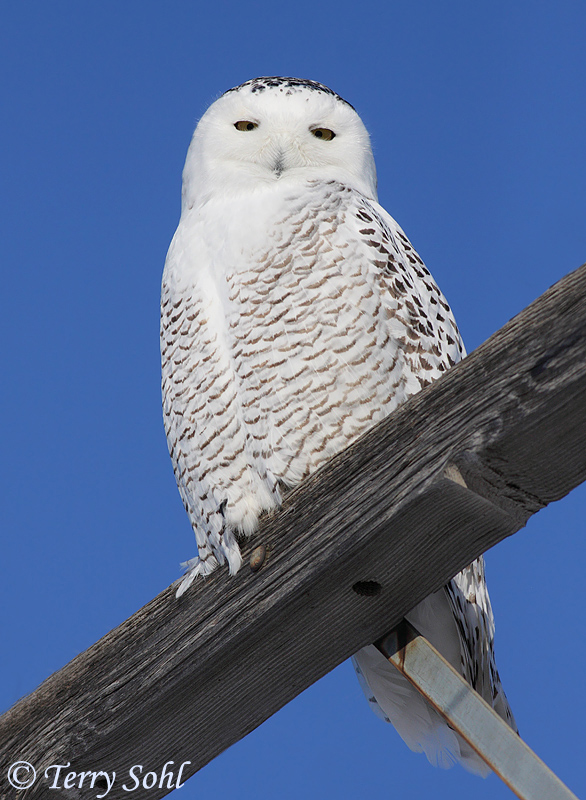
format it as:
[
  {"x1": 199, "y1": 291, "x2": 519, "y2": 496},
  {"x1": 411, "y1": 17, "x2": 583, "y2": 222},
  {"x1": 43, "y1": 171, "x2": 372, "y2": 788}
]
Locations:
[{"x1": 1, "y1": 263, "x2": 585, "y2": 799}]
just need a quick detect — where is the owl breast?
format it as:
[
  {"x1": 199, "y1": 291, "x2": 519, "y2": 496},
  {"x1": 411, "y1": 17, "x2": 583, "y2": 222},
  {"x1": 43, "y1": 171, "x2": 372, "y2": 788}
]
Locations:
[{"x1": 161, "y1": 179, "x2": 460, "y2": 544}]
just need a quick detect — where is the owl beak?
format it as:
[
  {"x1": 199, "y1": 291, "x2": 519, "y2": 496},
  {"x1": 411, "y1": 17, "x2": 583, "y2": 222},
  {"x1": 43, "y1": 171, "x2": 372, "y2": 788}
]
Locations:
[
  {"x1": 272, "y1": 151, "x2": 285, "y2": 178},
  {"x1": 268, "y1": 133, "x2": 298, "y2": 178}
]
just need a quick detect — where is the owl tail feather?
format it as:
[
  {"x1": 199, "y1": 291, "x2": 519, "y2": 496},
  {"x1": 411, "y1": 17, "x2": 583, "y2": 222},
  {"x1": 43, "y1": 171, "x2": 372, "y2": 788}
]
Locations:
[{"x1": 352, "y1": 645, "x2": 490, "y2": 777}]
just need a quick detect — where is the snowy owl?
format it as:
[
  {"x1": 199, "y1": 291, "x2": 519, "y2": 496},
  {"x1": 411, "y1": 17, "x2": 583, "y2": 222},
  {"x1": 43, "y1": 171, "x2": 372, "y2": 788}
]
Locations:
[{"x1": 161, "y1": 76, "x2": 516, "y2": 775}]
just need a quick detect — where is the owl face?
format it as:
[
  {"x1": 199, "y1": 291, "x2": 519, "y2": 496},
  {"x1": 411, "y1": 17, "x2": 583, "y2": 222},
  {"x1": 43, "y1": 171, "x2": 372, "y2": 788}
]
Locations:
[{"x1": 181, "y1": 77, "x2": 378, "y2": 210}]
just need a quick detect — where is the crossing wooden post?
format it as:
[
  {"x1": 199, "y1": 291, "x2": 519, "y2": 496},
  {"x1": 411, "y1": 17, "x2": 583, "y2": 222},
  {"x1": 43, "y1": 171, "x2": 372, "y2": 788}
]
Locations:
[{"x1": 378, "y1": 621, "x2": 578, "y2": 800}]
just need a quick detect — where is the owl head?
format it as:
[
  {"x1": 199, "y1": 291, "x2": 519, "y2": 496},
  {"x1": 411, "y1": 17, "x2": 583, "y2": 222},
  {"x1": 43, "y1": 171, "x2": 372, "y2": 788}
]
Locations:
[{"x1": 181, "y1": 77, "x2": 378, "y2": 211}]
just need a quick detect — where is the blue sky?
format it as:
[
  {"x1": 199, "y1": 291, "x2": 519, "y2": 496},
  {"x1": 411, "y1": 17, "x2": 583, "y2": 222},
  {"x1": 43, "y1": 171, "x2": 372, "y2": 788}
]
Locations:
[{"x1": 1, "y1": 2, "x2": 585, "y2": 798}]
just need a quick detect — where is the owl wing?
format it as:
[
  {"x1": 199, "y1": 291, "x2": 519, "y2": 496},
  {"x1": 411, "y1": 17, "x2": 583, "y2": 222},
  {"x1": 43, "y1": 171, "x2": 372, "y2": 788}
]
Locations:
[
  {"x1": 161, "y1": 224, "x2": 249, "y2": 595},
  {"x1": 349, "y1": 195, "x2": 515, "y2": 774}
]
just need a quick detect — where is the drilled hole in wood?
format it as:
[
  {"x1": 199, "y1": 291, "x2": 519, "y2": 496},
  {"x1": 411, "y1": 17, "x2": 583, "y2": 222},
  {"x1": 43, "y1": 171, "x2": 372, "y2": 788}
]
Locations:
[{"x1": 352, "y1": 580, "x2": 382, "y2": 597}]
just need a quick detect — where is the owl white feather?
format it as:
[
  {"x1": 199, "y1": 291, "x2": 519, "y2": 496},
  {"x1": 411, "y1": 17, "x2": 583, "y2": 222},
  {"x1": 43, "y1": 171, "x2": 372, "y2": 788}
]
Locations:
[{"x1": 161, "y1": 76, "x2": 516, "y2": 775}]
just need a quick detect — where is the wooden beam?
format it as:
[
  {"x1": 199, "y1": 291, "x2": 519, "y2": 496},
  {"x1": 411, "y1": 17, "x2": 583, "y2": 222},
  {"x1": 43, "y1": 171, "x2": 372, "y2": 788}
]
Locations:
[{"x1": 2, "y1": 263, "x2": 586, "y2": 800}]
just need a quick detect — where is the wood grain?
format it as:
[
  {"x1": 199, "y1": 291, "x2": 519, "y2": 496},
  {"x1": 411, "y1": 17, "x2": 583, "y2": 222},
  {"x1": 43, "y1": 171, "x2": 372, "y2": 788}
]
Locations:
[{"x1": 2, "y1": 263, "x2": 586, "y2": 799}]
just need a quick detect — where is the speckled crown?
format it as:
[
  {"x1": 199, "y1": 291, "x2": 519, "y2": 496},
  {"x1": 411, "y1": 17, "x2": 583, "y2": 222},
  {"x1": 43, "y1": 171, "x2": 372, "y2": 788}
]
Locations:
[{"x1": 224, "y1": 76, "x2": 354, "y2": 109}]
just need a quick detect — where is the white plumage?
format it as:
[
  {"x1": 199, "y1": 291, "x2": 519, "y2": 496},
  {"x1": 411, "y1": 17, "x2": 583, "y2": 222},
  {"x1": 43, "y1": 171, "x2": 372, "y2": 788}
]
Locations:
[{"x1": 161, "y1": 76, "x2": 516, "y2": 775}]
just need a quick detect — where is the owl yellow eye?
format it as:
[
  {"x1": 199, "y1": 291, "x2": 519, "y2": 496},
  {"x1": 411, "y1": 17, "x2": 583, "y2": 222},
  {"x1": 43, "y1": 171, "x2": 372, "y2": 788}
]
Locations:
[
  {"x1": 234, "y1": 120, "x2": 258, "y2": 131},
  {"x1": 311, "y1": 128, "x2": 336, "y2": 141}
]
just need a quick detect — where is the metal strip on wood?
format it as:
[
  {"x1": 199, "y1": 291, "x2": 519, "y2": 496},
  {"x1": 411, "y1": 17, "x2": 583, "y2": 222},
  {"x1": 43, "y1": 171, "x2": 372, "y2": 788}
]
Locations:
[{"x1": 377, "y1": 622, "x2": 578, "y2": 800}]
